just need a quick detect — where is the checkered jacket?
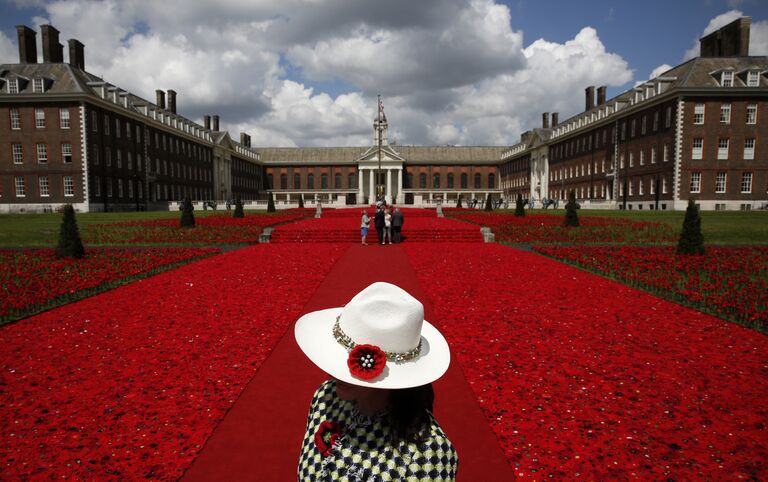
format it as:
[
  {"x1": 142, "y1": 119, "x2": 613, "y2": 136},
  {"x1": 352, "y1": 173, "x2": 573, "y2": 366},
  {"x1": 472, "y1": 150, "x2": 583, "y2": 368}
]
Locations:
[{"x1": 298, "y1": 379, "x2": 458, "y2": 481}]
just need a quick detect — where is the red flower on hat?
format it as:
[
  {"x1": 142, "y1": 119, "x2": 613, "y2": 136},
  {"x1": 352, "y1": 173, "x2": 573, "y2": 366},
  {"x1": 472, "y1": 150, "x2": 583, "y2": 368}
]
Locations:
[
  {"x1": 347, "y1": 344, "x2": 387, "y2": 380},
  {"x1": 314, "y1": 420, "x2": 344, "y2": 457}
]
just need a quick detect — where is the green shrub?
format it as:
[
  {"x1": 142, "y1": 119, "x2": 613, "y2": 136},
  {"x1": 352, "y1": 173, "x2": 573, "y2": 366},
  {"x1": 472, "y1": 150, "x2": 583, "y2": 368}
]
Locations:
[
  {"x1": 564, "y1": 191, "x2": 580, "y2": 227},
  {"x1": 677, "y1": 199, "x2": 705, "y2": 255},
  {"x1": 180, "y1": 197, "x2": 195, "y2": 227},
  {"x1": 55, "y1": 204, "x2": 85, "y2": 259}
]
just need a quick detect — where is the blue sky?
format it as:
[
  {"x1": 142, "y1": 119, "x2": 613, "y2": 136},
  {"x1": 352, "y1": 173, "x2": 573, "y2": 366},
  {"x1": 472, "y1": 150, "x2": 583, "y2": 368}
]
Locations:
[{"x1": 1, "y1": 0, "x2": 766, "y2": 146}]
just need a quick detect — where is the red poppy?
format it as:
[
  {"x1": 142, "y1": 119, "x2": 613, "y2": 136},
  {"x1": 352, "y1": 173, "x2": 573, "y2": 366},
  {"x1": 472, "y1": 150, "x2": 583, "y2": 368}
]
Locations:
[
  {"x1": 314, "y1": 421, "x2": 344, "y2": 457},
  {"x1": 347, "y1": 344, "x2": 387, "y2": 380}
]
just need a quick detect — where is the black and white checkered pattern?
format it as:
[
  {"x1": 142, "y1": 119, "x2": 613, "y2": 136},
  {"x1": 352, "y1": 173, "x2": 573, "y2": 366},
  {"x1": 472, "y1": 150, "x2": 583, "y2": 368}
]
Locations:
[{"x1": 298, "y1": 379, "x2": 458, "y2": 481}]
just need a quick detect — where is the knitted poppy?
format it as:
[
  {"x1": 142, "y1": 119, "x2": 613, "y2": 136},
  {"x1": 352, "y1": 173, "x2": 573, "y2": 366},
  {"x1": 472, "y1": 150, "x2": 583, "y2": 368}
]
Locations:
[
  {"x1": 347, "y1": 344, "x2": 387, "y2": 380},
  {"x1": 314, "y1": 420, "x2": 344, "y2": 457}
]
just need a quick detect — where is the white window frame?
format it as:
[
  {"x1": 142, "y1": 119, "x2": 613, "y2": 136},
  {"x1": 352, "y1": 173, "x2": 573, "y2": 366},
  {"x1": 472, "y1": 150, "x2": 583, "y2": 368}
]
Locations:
[
  {"x1": 639, "y1": 149, "x2": 645, "y2": 166},
  {"x1": 694, "y1": 103, "x2": 705, "y2": 124},
  {"x1": 117, "y1": 178, "x2": 123, "y2": 198},
  {"x1": 744, "y1": 139, "x2": 755, "y2": 160},
  {"x1": 10, "y1": 108, "x2": 21, "y2": 129},
  {"x1": 747, "y1": 71, "x2": 759, "y2": 87},
  {"x1": 639, "y1": 179, "x2": 644, "y2": 195},
  {"x1": 104, "y1": 114, "x2": 110, "y2": 135},
  {"x1": 746, "y1": 104, "x2": 757, "y2": 124},
  {"x1": 741, "y1": 172, "x2": 752, "y2": 193},
  {"x1": 651, "y1": 146, "x2": 657, "y2": 164},
  {"x1": 62, "y1": 143, "x2": 72, "y2": 163},
  {"x1": 128, "y1": 179, "x2": 134, "y2": 199},
  {"x1": 12, "y1": 144, "x2": 23, "y2": 164},
  {"x1": 15, "y1": 176, "x2": 26, "y2": 196},
  {"x1": 36, "y1": 143, "x2": 47, "y2": 163},
  {"x1": 115, "y1": 118, "x2": 121, "y2": 138},
  {"x1": 717, "y1": 138, "x2": 729, "y2": 160},
  {"x1": 93, "y1": 176, "x2": 101, "y2": 197},
  {"x1": 720, "y1": 104, "x2": 731, "y2": 124},
  {"x1": 721, "y1": 71, "x2": 734, "y2": 87},
  {"x1": 39, "y1": 176, "x2": 49, "y2": 197},
  {"x1": 59, "y1": 108, "x2": 70, "y2": 129},
  {"x1": 7, "y1": 79, "x2": 19, "y2": 94},
  {"x1": 63, "y1": 176, "x2": 75, "y2": 197},
  {"x1": 665, "y1": 106, "x2": 672, "y2": 128},
  {"x1": 35, "y1": 108, "x2": 45, "y2": 128},
  {"x1": 663, "y1": 144, "x2": 670, "y2": 162},
  {"x1": 33, "y1": 77, "x2": 44, "y2": 93},
  {"x1": 715, "y1": 172, "x2": 727, "y2": 193},
  {"x1": 116, "y1": 150, "x2": 122, "y2": 169},
  {"x1": 692, "y1": 139, "x2": 703, "y2": 160},
  {"x1": 662, "y1": 177, "x2": 668, "y2": 194},
  {"x1": 690, "y1": 172, "x2": 701, "y2": 193}
]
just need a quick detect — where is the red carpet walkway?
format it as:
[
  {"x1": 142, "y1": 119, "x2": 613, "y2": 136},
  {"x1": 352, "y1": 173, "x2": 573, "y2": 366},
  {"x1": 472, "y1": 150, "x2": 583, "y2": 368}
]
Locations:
[{"x1": 182, "y1": 244, "x2": 512, "y2": 481}]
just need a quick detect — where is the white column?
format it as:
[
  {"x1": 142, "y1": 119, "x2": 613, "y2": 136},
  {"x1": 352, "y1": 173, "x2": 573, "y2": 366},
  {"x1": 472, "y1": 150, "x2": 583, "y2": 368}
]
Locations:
[
  {"x1": 358, "y1": 170, "x2": 364, "y2": 200},
  {"x1": 397, "y1": 169, "x2": 403, "y2": 203},
  {"x1": 386, "y1": 169, "x2": 392, "y2": 200},
  {"x1": 369, "y1": 170, "x2": 374, "y2": 201}
]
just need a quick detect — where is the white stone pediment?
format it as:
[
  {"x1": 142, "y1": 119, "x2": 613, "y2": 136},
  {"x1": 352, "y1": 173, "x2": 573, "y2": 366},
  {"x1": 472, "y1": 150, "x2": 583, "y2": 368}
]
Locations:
[{"x1": 358, "y1": 144, "x2": 404, "y2": 166}]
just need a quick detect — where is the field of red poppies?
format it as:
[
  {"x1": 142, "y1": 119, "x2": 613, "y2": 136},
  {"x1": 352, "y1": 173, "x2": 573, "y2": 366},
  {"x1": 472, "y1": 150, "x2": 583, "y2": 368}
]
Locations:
[
  {"x1": 534, "y1": 246, "x2": 768, "y2": 332},
  {"x1": 0, "y1": 247, "x2": 218, "y2": 324},
  {"x1": 445, "y1": 210, "x2": 676, "y2": 244},
  {"x1": 84, "y1": 212, "x2": 308, "y2": 245},
  {"x1": 405, "y1": 242, "x2": 768, "y2": 480},
  {"x1": 0, "y1": 244, "x2": 346, "y2": 480}
]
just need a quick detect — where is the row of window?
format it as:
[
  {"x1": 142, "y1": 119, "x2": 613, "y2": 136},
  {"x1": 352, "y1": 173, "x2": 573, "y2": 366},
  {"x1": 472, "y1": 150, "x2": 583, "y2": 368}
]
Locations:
[
  {"x1": 11, "y1": 143, "x2": 73, "y2": 164},
  {"x1": 409, "y1": 172, "x2": 494, "y2": 190},
  {"x1": 719, "y1": 70, "x2": 761, "y2": 88},
  {"x1": 5, "y1": 77, "x2": 49, "y2": 94},
  {"x1": 9, "y1": 107, "x2": 70, "y2": 129},
  {"x1": 693, "y1": 102, "x2": 758, "y2": 125},
  {"x1": 89, "y1": 145, "x2": 213, "y2": 182},
  {"x1": 10, "y1": 175, "x2": 75, "y2": 197},
  {"x1": 689, "y1": 171, "x2": 754, "y2": 194},
  {"x1": 691, "y1": 137, "x2": 756, "y2": 160}
]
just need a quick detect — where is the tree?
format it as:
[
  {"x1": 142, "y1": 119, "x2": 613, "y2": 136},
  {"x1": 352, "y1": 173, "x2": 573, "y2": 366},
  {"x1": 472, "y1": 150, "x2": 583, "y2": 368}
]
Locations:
[
  {"x1": 180, "y1": 196, "x2": 195, "y2": 227},
  {"x1": 233, "y1": 197, "x2": 244, "y2": 218},
  {"x1": 677, "y1": 199, "x2": 705, "y2": 255},
  {"x1": 55, "y1": 204, "x2": 85, "y2": 259},
  {"x1": 515, "y1": 194, "x2": 525, "y2": 217},
  {"x1": 564, "y1": 191, "x2": 580, "y2": 227},
  {"x1": 484, "y1": 195, "x2": 493, "y2": 211},
  {"x1": 456, "y1": 195, "x2": 463, "y2": 208},
  {"x1": 298, "y1": 195, "x2": 304, "y2": 208},
  {"x1": 267, "y1": 191, "x2": 276, "y2": 212}
]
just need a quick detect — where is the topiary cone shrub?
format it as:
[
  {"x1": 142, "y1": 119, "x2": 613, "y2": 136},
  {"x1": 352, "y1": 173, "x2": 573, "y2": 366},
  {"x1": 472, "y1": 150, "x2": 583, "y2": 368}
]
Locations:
[
  {"x1": 564, "y1": 191, "x2": 580, "y2": 227},
  {"x1": 456, "y1": 195, "x2": 463, "y2": 208},
  {"x1": 515, "y1": 194, "x2": 525, "y2": 217},
  {"x1": 484, "y1": 196, "x2": 493, "y2": 211},
  {"x1": 180, "y1": 197, "x2": 195, "y2": 227},
  {"x1": 267, "y1": 192, "x2": 276, "y2": 212},
  {"x1": 55, "y1": 204, "x2": 85, "y2": 259},
  {"x1": 233, "y1": 197, "x2": 244, "y2": 218},
  {"x1": 677, "y1": 198, "x2": 705, "y2": 255},
  {"x1": 298, "y1": 195, "x2": 304, "y2": 208}
]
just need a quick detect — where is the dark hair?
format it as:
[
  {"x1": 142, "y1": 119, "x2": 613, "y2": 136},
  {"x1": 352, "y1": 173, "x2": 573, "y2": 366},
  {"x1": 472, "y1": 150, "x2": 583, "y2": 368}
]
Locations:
[{"x1": 388, "y1": 384, "x2": 435, "y2": 445}]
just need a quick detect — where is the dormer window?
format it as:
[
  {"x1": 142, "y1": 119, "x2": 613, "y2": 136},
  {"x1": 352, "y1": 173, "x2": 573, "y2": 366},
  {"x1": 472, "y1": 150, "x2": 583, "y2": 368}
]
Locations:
[
  {"x1": 7, "y1": 78, "x2": 19, "y2": 94},
  {"x1": 721, "y1": 71, "x2": 734, "y2": 87},
  {"x1": 33, "y1": 78, "x2": 45, "y2": 93},
  {"x1": 747, "y1": 71, "x2": 759, "y2": 87}
]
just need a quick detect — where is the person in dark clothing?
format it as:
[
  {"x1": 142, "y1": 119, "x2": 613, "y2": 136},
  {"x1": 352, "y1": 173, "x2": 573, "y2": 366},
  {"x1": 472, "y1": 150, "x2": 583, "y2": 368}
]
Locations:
[
  {"x1": 373, "y1": 207, "x2": 385, "y2": 244},
  {"x1": 392, "y1": 208, "x2": 404, "y2": 243}
]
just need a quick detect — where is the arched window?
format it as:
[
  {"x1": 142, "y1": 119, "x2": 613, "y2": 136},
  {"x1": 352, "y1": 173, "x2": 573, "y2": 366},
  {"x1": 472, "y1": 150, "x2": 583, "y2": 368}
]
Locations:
[
  {"x1": 335, "y1": 173, "x2": 342, "y2": 189},
  {"x1": 267, "y1": 174, "x2": 274, "y2": 189},
  {"x1": 447, "y1": 173, "x2": 454, "y2": 189},
  {"x1": 280, "y1": 173, "x2": 287, "y2": 190},
  {"x1": 307, "y1": 174, "x2": 314, "y2": 189},
  {"x1": 433, "y1": 173, "x2": 440, "y2": 189},
  {"x1": 406, "y1": 173, "x2": 413, "y2": 188},
  {"x1": 419, "y1": 173, "x2": 427, "y2": 189},
  {"x1": 488, "y1": 173, "x2": 495, "y2": 189},
  {"x1": 348, "y1": 173, "x2": 356, "y2": 189},
  {"x1": 461, "y1": 173, "x2": 468, "y2": 189},
  {"x1": 293, "y1": 173, "x2": 301, "y2": 189},
  {"x1": 321, "y1": 174, "x2": 328, "y2": 189},
  {"x1": 474, "y1": 173, "x2": 481, "y2": 189}
]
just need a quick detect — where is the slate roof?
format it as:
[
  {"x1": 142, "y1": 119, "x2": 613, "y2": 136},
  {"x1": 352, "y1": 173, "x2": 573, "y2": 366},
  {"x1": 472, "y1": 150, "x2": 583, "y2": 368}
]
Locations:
[{"x1": 257, "y1": 145, "x2": 505, "y2": 165}]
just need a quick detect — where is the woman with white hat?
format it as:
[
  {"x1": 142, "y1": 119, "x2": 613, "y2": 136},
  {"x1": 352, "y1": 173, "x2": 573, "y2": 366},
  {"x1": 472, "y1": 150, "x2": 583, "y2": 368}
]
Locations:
[{"x1": 295, "y1": 282, "x2": 457, "y2": 481}]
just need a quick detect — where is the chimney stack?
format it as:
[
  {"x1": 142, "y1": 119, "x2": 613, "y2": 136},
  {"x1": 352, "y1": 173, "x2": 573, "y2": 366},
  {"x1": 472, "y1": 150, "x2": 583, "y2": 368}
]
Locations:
[
  {"x1": 67, "y1": 39, "x2": 85, "y2": 70},
  {"x1": 542, "y1": 112, "x2": 550, "y2": 129},
  {"x1": 167, "y1": 89, "x2": 177, "y2": 114},
  {"x1": 597, "y1": 86, "x2": 607, "y2": 106},
  {"x1": 204, "y1": 115, "x2": 211, "y2": 130},
  {"x1": 552, "y1": 112, "x2": 559, "y2": 126},
  {"x1": 16, "y1": 25, "x2": 37, "y2": 63},
  {"x1": 585, "y1": 85, "x2": 595, "y2": 111},
  {"x1": 240, "y1": 133, "x2": 248, "y2": 146},
  {"x1": 213, "y1": 115, "x2": 220, "y2": 131},
  {"x1": 699, "y1": 17, "x2": 750, "y2": 57},
  {"x1": 156, "y1": 90, "x2": 166, "y2": 109},
  {"x1": 41, "y1": 25, "x2": 64, "y2": 63}
]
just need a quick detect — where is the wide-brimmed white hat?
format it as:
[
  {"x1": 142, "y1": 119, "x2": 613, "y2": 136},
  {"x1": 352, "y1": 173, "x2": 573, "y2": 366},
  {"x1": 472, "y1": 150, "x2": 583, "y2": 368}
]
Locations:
[{"x1": 294, "y1": 282, "x2": 450, "y2": 389}]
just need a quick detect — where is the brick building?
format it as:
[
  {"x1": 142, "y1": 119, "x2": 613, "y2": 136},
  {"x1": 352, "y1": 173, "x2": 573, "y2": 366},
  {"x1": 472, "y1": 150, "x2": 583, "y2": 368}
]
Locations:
[
  {"x1": 501, "y1": 17, "x2": 768, "y2": 210},
  {"x1": 1, "y1": 25, "x2": 262, "y2": 213}
]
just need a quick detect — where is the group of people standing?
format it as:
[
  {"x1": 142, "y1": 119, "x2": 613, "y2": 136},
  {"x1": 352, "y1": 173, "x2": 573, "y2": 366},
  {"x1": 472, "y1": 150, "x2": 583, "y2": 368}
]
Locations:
[{"x1": 360, "y1": 204, "x2": 404, "y2": 245}]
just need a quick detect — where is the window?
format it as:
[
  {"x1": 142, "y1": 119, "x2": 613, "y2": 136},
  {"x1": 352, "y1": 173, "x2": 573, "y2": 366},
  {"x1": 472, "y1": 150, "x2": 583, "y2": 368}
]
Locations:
[
  {"x1": 717, "y1": 138, "x2": 729, "y2": 160},
  {"x1": 321, "y1": 174, "x2": 328, "y2": 189},
  {"x1": 93, "y1": 176, "x2": 101, "y2": 197},
  {"x1": 91, "y1": 111, "x2": 98, "y2": 132},
  {"x1": 488, "y1": 174, "x2": 495, "y2": 188},
  {"x1": 650, "y1": 179, "x2": 655, "y2": 195},
  {"x1": 38, "y1": 176, "x2": 50, "y2": 197},
  {"x1": 651, "y1": 146, "x2": 657, "y2": 164},
  {"x1": 117, "y1": 179, "x2": 123, "y2": 198},
  {"x1": 628, "y1": 180, "x2": 633, "y2": 196},
  {"x1": 630, "y1": 119, "x2": 636, "y2": 137},
  {"x1": 419, "y1": 173, "x2": 427, "y2": 189},
  {"x1": 720, "y1": 104, "x2": 731, "y2": 124},
  {"x1": 474, "y1": 173, "x2": 481, "y2": 189},
  {"x1": 433, "y1": 174, "x2": 440, "y2": 189},
  {"x1": 307, "y1": 173, "x2": 314, "y2": 189},
  {"x1": 293, "y1": 173, "x2": 301, "y2": 189},
  {"x1": 447, "y1": 173, "x2": 454, "y2": 189},
  {"x1": 116, "y1": 150, "x2": 122, "y2": 168},
  {"x1": 104, "y1": 114, "x2": 110, "y2": 135},
  {"x1": 461, "y1": 173, "x2": 468, "y2": 189},
  {"x1": 653, "y1": 111, "x2": 659, "y2": 131},
  {"x1": 741, "y1": 172, "x2": 752, "y2": 193},
  {"x1": 348, "y1": 173, "x2": 355, "y2": 189},
  {"x1": 105, "y1": 149, "x2": 111, "y2": 167},
  {"x1": 335, "y1": 173, "x2": 342, "y2": 189},
  {"x1": 641, "y1": 115, "x2": 647, "y2": 135},
  {"x1": 690, "y1": 172, "x2": 701, "y2": 193},
  {"x1": 10, "y1": 108, "x2": 20, "y2": 129},
  {"x1": 747, "y1": 71, "x2": 759, "y2": 87},
  {"x1": 136, "y1": 125, "x2": 141, "y2": 141},
  {"x1": 639, "y1": 179, "x2": 644, "y2": 195},
  {"x1": 662, "y1": 177, "x2": 668, "y2": 194},
  {"x1": 33, "y1": 78, "x2": 44, "y2": 93},
  {"x1": 59, "y1": 143, "x2": 72, "y2": 164},
  {"x1": 35, "y1": 108, "x2": 45, "y2": 128},
  {"x1": 716, "y1": 172, "x2": 727, "y2": 193},
  {"x1": 36, "y1": 143, "x2": 47, "y2": 163},
  {"x1": 737, "y1": 138, "x2": 755, "y2": 163},
  {"x1": 64, "y1": 176, "x2": 75, "y2": 197},
  {"x1": 629, "y1": 152, "x2": 634, "y2": 167},
  {"x1": 15, "y1": 176, "x2": 25, "y2": 197},
  {"x1": 59, "y1": 108, "x2": 70, "y2": 129},
  {"x1": 746, "y1": 104, "x2": 757, "y2": 124},
  {"x1": 126, "y1": 121, "x2": 131, "y2": 139},
  {"x1": 136, "y1": 154, "x2": 142, "y2": 171},
  {"x1": 12, "y1": 144, "x2": 23, "y2": 164},
  {"x1": 127, "y1": 151, "x2": 132, "y2": 170},
  {"x1": 280, "y1": 173, "x2": 287, "y2": 189},
  {"x1": 694, "y1": 103, "x2": 705, "y2": 124},
  {"x1": 663, "y1": 144, "x2": 670, "y2": 162},
  {"x1": 721, "y1": 71, "x2": 733, "y2": 87},
  {"x1": 128, "y1": 180, "x2": 134, "y2": 199},
  {"x1": 7, "y1": 78, "x2": 19, "y2": 94},
  {"x1": 115, "y1": 119, "x2": 121, "y2": 138},
  {"x1": 665, "y1": 106, "x2": 672, "y2": 128},
  {"x1": 639, "y1": 149, "x2": 645, "y2": 166},
  {"x1": 692, "y1": 139, "x2": 703, "y2": 160}
]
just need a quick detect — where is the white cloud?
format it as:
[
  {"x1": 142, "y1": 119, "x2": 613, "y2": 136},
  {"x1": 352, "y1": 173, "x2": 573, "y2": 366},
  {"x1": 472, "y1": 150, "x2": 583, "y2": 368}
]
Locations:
[
  {"x1": 0, "y1": 30, "x2": 16, "y2": 63},
  {"x1": 750, "y1": 19, "x2": 768, "y2": 55},
  {"x1": 635, "y1": 63, "x2": 673, "y2": 86}
]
